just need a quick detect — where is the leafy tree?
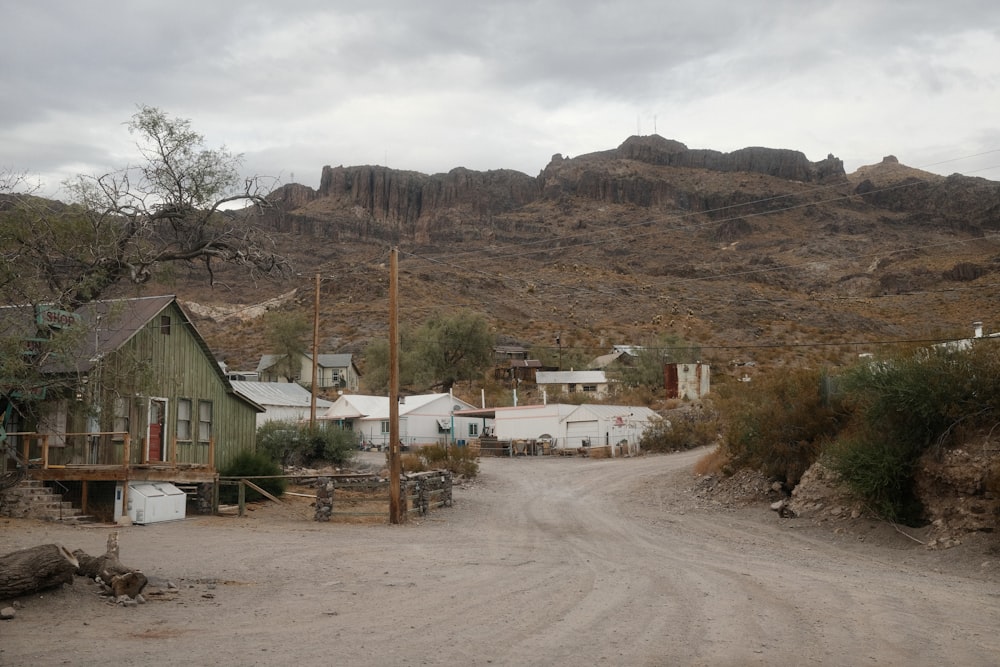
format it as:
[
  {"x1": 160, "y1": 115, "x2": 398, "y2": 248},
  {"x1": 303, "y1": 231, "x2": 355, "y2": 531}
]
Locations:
[
  {"x1": 264, "y1": 311, "x2": 310, "y2": 383},
  {"x1": 363, "y1": 311, "x2": 494, "y2": 393},
  {"x1": 411, "y1": 312, "x2": 494, "y2": 390},
  {"x1": 0, "y1": 106, "x2": 289, "y2": 308}
]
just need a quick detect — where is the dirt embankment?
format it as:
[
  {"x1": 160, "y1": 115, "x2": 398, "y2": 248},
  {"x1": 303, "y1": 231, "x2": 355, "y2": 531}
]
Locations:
[{"x1": 2, "y1": 450, "x2": 998, "y2": 666}]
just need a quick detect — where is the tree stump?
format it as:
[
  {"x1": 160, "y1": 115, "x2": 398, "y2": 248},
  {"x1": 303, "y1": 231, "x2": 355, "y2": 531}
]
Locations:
[
  {"x1": 73, "y1": 531, "x2": 148, "y2": 599},
  {"x1": 0, "y1": 544, "x2": 79, "y2": 600}
]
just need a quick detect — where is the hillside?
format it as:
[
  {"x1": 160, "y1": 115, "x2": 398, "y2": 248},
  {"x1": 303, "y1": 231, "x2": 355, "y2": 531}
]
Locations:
[{"x1": 167, "y1": 135, "x2": 1000, "y2": 387}]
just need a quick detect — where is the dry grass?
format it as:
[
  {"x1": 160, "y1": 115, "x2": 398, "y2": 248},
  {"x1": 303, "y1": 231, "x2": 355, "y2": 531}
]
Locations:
[{"x1": 694, "y1": 446, "x2": 729, "y2": 476}]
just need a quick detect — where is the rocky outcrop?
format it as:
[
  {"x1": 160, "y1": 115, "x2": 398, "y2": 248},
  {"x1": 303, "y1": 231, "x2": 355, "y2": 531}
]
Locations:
[
  {"x1": 855, "y1": 173, "x2": 1000, "y2": 232},
  {"x1": 914, "y1": 446, "x2": 1000, "y2": 535},
  {"x1": 268, "y1": 183, "x2": 318, "y2": 210},
  {"x1": 317, "y1": 165, "x2": 539, "y2": 229},
  {"x1": 613, "y1": 135, "x2": 846, "y2": 182}
]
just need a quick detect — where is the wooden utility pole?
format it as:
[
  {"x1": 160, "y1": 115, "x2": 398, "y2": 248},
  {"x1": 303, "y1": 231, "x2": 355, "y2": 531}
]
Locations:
[
  {"x1": 310, "y1": 272, "x2": 320, "y2": 429},
  {"x1": 388, "y1": 248, "x2": 403, "y2": 523}
]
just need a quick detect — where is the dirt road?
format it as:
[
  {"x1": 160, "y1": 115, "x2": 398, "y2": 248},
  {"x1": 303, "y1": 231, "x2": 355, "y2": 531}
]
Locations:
[{"x1": 2, "y1": 449, "x2": 998, "y2": 666}]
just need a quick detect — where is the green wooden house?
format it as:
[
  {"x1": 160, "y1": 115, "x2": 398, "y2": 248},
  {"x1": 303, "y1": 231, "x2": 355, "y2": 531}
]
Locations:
[{"x1": 1, "y1": 295, "x2": 262, "y2": 519}]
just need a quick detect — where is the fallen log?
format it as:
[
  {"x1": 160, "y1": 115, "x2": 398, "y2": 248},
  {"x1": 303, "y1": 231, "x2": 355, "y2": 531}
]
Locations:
[
  {"x1": 0, "y1": 544, "x2": 79, "y2": 600},
  {"x1": 73, "y1": 531, "x2": 148, "y2": 599}
]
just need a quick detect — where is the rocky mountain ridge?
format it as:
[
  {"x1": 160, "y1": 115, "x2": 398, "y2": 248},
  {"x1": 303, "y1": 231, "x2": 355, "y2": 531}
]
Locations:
[{"x1": 184, "y1": 134, "x2": 1000, "y2": 383}]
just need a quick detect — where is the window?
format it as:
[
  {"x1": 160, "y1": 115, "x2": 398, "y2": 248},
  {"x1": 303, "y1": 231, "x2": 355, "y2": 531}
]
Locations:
[
  {"x1": 176, "y1": 399, "x2": 192, "y2": 441},
  {"x1": 582, "y1": 385, "x2": 598, "y2": 393},
  {"x1": 468, "y1": 423, "x2": 479, "y2": 437},
  {"x1": 160, "y1": 315, "x2": 171, "y2": 335},
  {"x1": 198, "y1": 401, "x2": 213, "y2": 444},
  {"x1": 380, "y1": 421, "x2": 390, "y2": 434},
  {"x1": 568, "y1": 383, "x2": 577, "y2": 392}
]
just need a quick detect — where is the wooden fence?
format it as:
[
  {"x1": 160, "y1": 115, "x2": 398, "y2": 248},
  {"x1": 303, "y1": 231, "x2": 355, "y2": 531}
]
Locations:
[{"x1": 218, "y1": 470, "x2": 453, "y2": 522}]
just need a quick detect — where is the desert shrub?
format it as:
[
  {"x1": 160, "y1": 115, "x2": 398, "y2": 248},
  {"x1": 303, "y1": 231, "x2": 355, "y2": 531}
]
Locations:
[
  {"x1": 307, "y1": 426, "x2": 357, "y2": 466},
  {"x1": 826, "y1": 343, "x2": 1000, "y2": 521},
  {"x1": 256, "y1": 420, "x2": 356, "y2": 467},
  {"x1": 640, "y1": 407, "x2": 719, "y2": 453},
  {"x1": 400, "y1": 452, "x2": 426, "y2": 473},
  {"x1": 418, "y1": 444, "x2": 480, "y2": 478},
  {"x1": 825, "y1": 431, "x2": 920, "y2": 522},
  {"x1": 693, "y1": 445, "x2": 728, "y2": 476},
  {"x1": 719, "y1": 368, "x2": 845, "y2": 486},
  {"x1": 219, "y1": 451, "x2": 286, "y2": 503}
]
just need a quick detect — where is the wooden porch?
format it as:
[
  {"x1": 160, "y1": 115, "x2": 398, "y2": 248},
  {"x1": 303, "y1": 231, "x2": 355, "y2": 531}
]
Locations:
[{"x1": 6, "y1": 430, "x2": 218, "y2": 484}]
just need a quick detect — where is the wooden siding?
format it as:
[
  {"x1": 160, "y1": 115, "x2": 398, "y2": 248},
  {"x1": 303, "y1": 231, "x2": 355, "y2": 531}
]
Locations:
[{"x1": 99, "y1": 302, "x2": 257, "y2": 471}]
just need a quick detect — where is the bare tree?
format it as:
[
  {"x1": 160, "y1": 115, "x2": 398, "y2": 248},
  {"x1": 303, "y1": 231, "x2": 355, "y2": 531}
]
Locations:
[{"x1": 0, "y1": 106, "x2": 289, "y2": 308}]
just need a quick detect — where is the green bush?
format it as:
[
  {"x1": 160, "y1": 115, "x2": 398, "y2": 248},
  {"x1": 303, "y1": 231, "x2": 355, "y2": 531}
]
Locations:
[
  {"x1": 219, "y1": 451, "x2": 286, "y2": 503},
  {"x1": 256, "y1": 420, "x2": 356, "y2": 467},
  {"x1": 825, "y1": 432, "x2": 921, "y2": 522},
  {"x1": 825, "y1": 344, "x2": 1000, "y2": 522},
  {"x1": 309, "y1": 426, "x2": 357, "y2": 466},
  {"x1": 719, "y1": 368, "x2": 844, "y2": 486}
]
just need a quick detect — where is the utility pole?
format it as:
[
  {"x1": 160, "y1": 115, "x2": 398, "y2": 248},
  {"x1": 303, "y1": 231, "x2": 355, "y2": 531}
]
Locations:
[
  {"x1": 309, "y1": 272, "x2": 320, "y2": 429},
  {"x1": 388, "y1": 248, "x2": 403, "y2": 523}
]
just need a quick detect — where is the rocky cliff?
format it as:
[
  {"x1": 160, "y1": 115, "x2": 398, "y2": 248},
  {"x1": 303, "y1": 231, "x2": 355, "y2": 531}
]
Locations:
[{"x1": 268, "y1": 135, "x2": 850, "y2": 239}]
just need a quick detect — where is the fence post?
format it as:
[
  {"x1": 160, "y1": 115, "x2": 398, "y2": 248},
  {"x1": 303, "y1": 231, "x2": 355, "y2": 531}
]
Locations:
[{"x1": 238, "y1": 479, "x2": 246, "y2": 517}]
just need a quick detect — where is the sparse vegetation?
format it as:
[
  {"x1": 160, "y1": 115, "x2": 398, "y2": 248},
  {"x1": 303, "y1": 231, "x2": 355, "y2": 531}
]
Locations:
[
  {"x1": 714, "y1": 341, "x2": 1000, "y2": 524},
  {"x1": 718, "y1": 368, "x2": 844, "y2": 487},
  {"x1": 256, "y1": 420, "x2": 356, "y2": 468},
  {"x1": 219, "y1": 451, "x2": 287, "y2": 503},
  {"x1": 825, "y1": 342, "x2": 1000, "y2": 522},
  {"x1": 640, "y1": 405, "x2": 719, "y2": 453},
  {"x1": 417, "y1": 444, "x2": 480, "y2": 478}
]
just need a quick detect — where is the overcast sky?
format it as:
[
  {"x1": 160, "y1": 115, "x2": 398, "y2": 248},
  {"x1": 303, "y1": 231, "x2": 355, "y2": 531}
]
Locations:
[{"x1": 3, "y1": 1, "x2": 999, "y2": 199}]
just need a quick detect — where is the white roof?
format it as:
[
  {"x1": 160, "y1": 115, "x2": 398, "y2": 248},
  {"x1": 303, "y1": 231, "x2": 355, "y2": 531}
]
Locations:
[
  {"x1": 320, "y1": 393, "x2": 477, "y2": 421},
  {"x1": 229, "y1": 381, "x2": 332, "y2": 409},
  {"x1": 535, "y1": 370, "x2": 608, "y2": 384},
  {"x1": 563, "y1": 404, "x2": 659, "y2": 422}
]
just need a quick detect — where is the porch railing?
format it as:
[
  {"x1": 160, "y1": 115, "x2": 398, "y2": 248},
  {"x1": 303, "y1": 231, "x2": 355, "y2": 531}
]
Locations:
[{"x1": 3, "y1": 431, "x2": 215, "y2": 470}]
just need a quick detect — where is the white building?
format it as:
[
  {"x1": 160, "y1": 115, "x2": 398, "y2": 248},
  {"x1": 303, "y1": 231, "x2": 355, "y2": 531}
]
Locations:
[
  {"x1": 319, "y1": 393, "x2": 481, "y2": 449},
  {"x1": 454, "y1": 402, "x2": 660, "y2": 456},
  {"x1": 561, "y1": 404, "x2": 659, "y2": 455},
  {"x1": 230, "y1": 381, "x2": 333, "y2": 428},
  {"x1": 535, "y1": 370, "x2": 610, "y2": 397}
]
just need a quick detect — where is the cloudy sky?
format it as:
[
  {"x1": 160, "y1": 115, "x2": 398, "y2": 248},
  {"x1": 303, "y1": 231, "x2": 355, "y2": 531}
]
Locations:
[{"x1": 3, "y1": 1, "x2": 999, "y2": 200}]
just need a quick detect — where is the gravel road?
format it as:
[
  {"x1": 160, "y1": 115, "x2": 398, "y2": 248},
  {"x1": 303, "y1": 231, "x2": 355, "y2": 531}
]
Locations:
[{"x1": 2, "y1": 449, "x2": 998, "y2": 666}]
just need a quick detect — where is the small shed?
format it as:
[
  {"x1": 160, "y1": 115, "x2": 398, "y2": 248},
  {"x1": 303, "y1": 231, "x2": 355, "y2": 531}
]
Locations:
[{"x1": 664, "y1": 363, "x2": 710, "y2": 400}]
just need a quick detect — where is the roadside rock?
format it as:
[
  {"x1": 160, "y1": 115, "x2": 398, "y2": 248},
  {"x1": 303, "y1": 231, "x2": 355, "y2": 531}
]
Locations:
[
  {"x1": 914, "y1": 445, "x2": 1000, "y2": 535},
  {"x1": 786, "y1": 461, "x2": 865, "y2": 521}
]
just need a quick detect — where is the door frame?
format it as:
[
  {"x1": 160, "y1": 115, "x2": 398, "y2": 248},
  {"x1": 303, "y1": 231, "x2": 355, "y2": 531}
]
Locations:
[{"x1": 146, "y1": 397, "x2": 169, "y2": 463}]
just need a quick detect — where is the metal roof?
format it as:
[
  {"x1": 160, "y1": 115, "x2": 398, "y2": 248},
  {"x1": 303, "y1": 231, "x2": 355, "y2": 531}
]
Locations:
[
  {"x1": 229, "y1": 381, "x2": 332, "y2": 409},
  {"x1": 535, "y1": 370, "x2": 608, "y2": 384}
]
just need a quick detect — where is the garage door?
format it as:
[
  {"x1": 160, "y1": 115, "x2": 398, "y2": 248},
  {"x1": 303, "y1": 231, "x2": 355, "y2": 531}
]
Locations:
[{"x1": 566, "y1": 420, "x2": 600, "y2": 448}]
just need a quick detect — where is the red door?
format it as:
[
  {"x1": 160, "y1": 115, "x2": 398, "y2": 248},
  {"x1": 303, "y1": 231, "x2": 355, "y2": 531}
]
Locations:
[{"x1": 149, "y1": 401, "x2": 165, "y2": 461}]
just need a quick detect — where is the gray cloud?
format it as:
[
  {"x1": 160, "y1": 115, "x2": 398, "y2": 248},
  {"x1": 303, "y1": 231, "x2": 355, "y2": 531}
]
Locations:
[{"x1": 2, "y1": 1, "x2": 999, "y2": 198}]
